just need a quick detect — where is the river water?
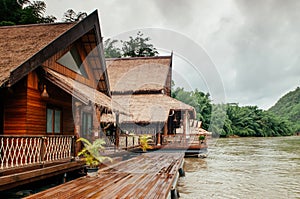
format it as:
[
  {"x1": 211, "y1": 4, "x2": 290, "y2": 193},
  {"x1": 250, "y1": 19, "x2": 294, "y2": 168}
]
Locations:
[{"x1": 177, "y1": 136, "x2": 300, "y2": 199}]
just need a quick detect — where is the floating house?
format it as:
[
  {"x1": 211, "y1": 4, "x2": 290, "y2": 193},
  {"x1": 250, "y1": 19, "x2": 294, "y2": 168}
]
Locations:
[
  {"x1": 0, "y1": 11, "x2": 115, "y2": 190},
  {"x1": 105, "y1": 57, "x2": 206, "y2": 154},
  {"x1": 0, "y1": 9, "x2": 207, "y2": 193}
]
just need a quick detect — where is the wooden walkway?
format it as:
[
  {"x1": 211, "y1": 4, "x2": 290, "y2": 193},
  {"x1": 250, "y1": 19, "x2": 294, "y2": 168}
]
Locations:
[{"x1": 25, "y1": 153, "x2": 184, "y2": 199}]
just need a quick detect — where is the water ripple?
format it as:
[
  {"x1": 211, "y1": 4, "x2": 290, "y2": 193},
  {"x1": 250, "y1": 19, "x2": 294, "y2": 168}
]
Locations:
[{"x1": 177, "y1": 136, "x2": 300, "y2": 199}]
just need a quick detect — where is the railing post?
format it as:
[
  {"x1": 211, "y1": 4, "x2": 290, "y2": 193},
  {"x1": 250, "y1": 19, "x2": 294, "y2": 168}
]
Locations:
[
  {"x1": 40, "y1": 137, "x2": 45, "y2": 166},
  {"x1": 72, "y1": 136, "x2": 76, "y2": 161}
]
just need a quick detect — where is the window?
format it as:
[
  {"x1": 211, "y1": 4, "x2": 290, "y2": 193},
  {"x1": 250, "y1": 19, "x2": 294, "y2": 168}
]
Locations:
[
  {"x1": 57, "y1": 46, "x2": 88, "y2": 77},
  {"x1": 82, "y1": 112, "x2": 92, "y2": 136},
  {"x1": 47, "y1": 107, "x2": 62, "y2": 134}
]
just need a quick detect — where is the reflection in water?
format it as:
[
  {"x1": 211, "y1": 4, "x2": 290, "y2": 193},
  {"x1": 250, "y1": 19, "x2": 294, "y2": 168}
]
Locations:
[{"x1": 177, "y1": 136, "x2": 300, "y2": 199}]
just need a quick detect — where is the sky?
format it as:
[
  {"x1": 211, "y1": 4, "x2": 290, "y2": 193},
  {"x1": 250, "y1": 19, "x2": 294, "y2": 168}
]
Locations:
[{"x1": 44, "y1": 0, "x2": 300, "y2": 110}]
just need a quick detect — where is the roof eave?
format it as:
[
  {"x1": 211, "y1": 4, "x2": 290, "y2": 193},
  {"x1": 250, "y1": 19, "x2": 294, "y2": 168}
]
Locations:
[{"x1": 7, "y1": 10, "x2": 101, "y2": 87}]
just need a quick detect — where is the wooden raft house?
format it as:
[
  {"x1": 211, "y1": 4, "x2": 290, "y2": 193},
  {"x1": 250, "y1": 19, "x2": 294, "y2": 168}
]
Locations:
[
  {"x1": 0, "y1": 9, "x2": 208, "y2": 196},
  {"x1": 104, "y1": 56, "x2": 208, "y2": 156},
  {"x1": 0, "y1": 11, "x2": 129, "y2": 191}
]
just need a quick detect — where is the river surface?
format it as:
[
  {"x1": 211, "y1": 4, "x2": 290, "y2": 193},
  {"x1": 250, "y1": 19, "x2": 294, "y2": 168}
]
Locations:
[{"x1": 177, "y1": 136, "x2": 300, "y2": 199}]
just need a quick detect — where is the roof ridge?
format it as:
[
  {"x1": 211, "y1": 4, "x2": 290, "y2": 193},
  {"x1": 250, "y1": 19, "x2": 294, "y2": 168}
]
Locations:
[
  {"x1": 106, "y1": 55, "x2": 172, "y2": 61},
  {"x1": 0, "y1": 22, "x2": 76, "y2": 29}
]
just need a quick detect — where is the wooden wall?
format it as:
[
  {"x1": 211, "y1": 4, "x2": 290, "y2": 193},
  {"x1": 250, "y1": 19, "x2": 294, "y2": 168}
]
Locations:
[
  {"x1": 26, "y1": 72, "x2": 46, "y2": 134},
  {"x1": 3, "y1": 79, "x2": 28, "y2": 135},
  {"x1": 3, "y1": 71, "x2": 75, "y2": 136},
  {"x1": 42, "y1": 38, "x2": 100, "y2": 90},
  {"x1": 0, "y1": 89, "x2": 3, "y2": 134},
  {"x1": 43, "y1": 77, "x2": 75, "y2": 135}
]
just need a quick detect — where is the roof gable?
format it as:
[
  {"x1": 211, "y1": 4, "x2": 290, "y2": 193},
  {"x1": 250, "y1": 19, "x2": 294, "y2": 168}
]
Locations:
[
  {"x1": 106, "y1": 56, "x2": 172, "y2": 94},
  {"x1": 0, "y1": 23, "x2": 75, "y2": 86},
  {"x1": 0, "y1": 10, "x2": 110, "y2": 94}
]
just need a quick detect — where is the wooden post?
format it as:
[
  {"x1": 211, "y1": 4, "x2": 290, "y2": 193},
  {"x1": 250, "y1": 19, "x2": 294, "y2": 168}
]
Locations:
[
  {"x1": 183, "y1": 111, "x2": 187, "y2": 144},
  {"x1": 93, "y1": 105, "x2": 101, "y2": 139},
  {"x1": 74, "y1": 101, "x2": 82, "y2": 156},
  {"x1": 164, "y1": 122, "x2": 168, "y2": 136},
  {"x1": 115, "y1": 111, "x2": 120, "y2": 149},
  {"x1": 157, "y1": 123, "x2": 161, "y2": 146}
]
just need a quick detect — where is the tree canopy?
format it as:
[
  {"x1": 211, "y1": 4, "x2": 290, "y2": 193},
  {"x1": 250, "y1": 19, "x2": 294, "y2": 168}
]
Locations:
[
  {"x1": 0, "y1": 0, "x2": 56, "y2": 26},
  {"x1": 172, "y1": 85, "x2": 293, "y2": 137},
  {"x1": 63, "y1": 9, "x2": 87, "y2": 22},
  {"x1": 104, "y1": 31, "x2": 158, "y2": 58},
  {"x1": 269, "y1": 87, "x2": 300, "y2": 132}
]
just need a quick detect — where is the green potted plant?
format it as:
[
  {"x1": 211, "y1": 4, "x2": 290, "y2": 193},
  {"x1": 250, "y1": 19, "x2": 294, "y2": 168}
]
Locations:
[
  {"x1": 198, "y1": 135, "x2": 206, "y2": 144},
  {"x1": 77, "y1": 138, "x2": 112, "y2": 177},
  {"x1": 139, "y1": 135, "x2": 153, "y2": 152}
]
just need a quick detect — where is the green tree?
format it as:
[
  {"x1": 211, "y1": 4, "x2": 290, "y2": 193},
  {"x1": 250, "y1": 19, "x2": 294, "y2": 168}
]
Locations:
[
  {"x1": 172, "y1": 84, "x2": 293, "y2": 137},
  {"x1": 269, "y1": 87, "x2": 300, "y2": 132},
  {"x1": 121, "y1": 31, "x2": 158, "y2": 57},
  {"x1": 172, "y1": 87, "x2": 212, "y2": 130},
  {"x1": 0, "y1": 0, "x2": 56, "y2": 26},
  {"x1": 63, "y1": 9, "x2": 87, "y2": 22},
  {"x1": 104, "y1": 39, "x2": 122, "y2": 58},
  {"x1": 104, "y1": 31, "x2": 158, "y2": 58}
]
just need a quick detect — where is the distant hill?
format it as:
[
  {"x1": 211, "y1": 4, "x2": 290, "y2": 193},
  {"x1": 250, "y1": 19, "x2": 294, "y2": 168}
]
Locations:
[{"x1": 268, "y1": 87, "x2": 300, "y2": 132}]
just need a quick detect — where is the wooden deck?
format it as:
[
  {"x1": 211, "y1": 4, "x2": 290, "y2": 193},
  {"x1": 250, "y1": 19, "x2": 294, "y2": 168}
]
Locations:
[
  {"x1": 0, "y1": 160, "x2": 85, "y2": 191},
  {"x1": 25, "y1": 153, "x2": 184, "y2": 199}
]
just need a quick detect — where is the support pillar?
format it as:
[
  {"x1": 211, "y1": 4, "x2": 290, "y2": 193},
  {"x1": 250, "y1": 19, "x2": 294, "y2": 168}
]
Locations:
[
  {"x1": 183, "y1": 111, "x2": 187, "y2": 144},
  {"x1": 93, "y1": 105, "x2": 101, "y2": 139},
  {"x1": 164, "y1": 122, "x2": 168, "y2": 136},
  {"x1": 115, "y1": 111, "x2": 120, "y2": 149},
  {"x1": 74, "y1": 101, "x2": 82, "y2": 156}
]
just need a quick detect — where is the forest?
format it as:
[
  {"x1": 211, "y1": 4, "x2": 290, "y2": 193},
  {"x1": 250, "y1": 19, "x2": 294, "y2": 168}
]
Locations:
[
  {"x1": 269, "y1": 87, "x2": 300, "y2": 133},
  {"x1": 172, "y1": 86, "x2": 295, "y2": 137}
]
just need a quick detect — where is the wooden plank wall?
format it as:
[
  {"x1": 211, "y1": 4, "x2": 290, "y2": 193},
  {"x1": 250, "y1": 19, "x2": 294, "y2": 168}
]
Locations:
[
  {"x1": 26, "y1": 72, "x2": 46, "y2": 134},
  {"x1": 41, "y1": 76, "x2": 75, "y2": 135},
  {"x1": 3, "y1": 79, "x2": 27, "y2": 135},
  {"x1": 42, "y1": 38, "x2": 99, "y2": 90},
  {"x1": 0, "y1": 89, "x2": 3, "y2": 134},
  {"x1": 3, "y1": 71, "x2": 75, "y2": 136}
]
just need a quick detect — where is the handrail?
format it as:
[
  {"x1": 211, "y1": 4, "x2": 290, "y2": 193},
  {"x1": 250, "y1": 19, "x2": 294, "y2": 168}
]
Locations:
[
  {"x1": 162, "y1": 133, "x2": 207, "y2": 145},
  {"x1": 0, "y1": 135, "x2": 75, "y2": 170},
  {"x1": 106, "y1": 134, "x2": 140, "y2": 150}
]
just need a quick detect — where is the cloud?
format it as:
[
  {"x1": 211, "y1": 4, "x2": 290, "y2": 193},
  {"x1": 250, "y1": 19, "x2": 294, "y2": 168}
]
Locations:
[
  {"x1": 43, "y1": 0, "x2": 300, "y2": 109},
  {"x1": 200, "y1": 0, "x2": 300, "y2": 108}
]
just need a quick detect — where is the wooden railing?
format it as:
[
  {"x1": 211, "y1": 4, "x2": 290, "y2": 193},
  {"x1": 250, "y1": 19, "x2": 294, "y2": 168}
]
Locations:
[
  {"x1": 0, "y1": 135, "x2": 75, "y2": 170},
  {"x1": 162, "y1": 133, "x2": 206, "y2": 145},
  {"x1": 119, "y1": 135, "x2": 140, "y2": 149},
  {"x1": 106, "y1": 134, "x2": 140, "y2": 150}
]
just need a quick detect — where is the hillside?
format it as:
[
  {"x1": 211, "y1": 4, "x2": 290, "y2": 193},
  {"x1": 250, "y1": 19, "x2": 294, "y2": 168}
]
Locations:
[{"x1": 268, "y1": 87, "x2": 300, "y2": 132}]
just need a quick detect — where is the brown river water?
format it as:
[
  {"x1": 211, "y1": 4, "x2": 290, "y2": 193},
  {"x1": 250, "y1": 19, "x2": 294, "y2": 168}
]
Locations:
[{"x1": 177, "y1": 136, "x2": 300, "y2": 199}]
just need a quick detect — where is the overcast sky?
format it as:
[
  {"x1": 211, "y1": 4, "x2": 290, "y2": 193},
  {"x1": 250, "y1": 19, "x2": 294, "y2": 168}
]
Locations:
[{"x1": 44, "y1": 0, "x2": 300, "y2": 110}]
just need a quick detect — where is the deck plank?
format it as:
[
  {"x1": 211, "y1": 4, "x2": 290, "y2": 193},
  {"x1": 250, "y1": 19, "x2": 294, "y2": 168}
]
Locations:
[{"x1": 25, "y1": 152, "x2": 184, "y2": 199}]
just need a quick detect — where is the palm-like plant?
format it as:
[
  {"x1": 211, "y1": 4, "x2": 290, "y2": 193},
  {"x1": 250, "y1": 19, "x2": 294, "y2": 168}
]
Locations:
[
  {"x1": 139, "y1": 135, "x2": 153, "y2": 152},
  {"x1": 77, "y1": 138, "x2": 112, "y2": 168}
]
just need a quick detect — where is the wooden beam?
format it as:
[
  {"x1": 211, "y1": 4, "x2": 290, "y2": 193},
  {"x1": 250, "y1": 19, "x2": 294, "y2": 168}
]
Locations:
[{"x1": 0, "y1": 161, "x2": 85, "y2": 191}]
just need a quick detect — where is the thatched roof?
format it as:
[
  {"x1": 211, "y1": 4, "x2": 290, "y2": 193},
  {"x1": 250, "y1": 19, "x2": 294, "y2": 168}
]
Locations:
[
  {"x1": 0, "y1": 23, "x2": 75, "y2": 87},
  {"x1": 107, "y1": 94, "x2": 195, "y2": 123},
  {"x1": 45, "y1": 68, "x2": 127, "y2": 114},
  {"x1": 45, "y1": 68, "x2": 111, "y2": 108},
  {"x1": 106, "y1": 56, "x2": 172, "y2": 93}
]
